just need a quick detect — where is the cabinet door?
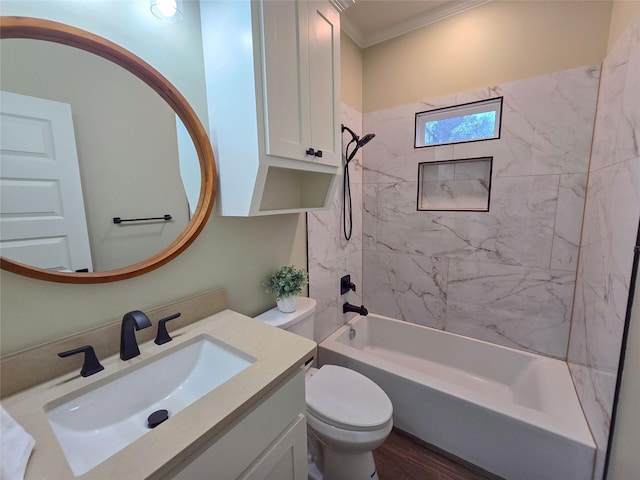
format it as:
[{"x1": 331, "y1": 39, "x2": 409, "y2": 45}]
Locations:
[
  {"x1": 166, "y1": 372, "x2": 306, "y2": 480},
  {"x1": 260, "y1": 0, "x2": 312, "y2": 161},
  {"x1": 239, "y1": 414, "x2": 308, "y2": 480},
  {"x1": 308, "y1": 1, "x2": 340, "y2": 167}
]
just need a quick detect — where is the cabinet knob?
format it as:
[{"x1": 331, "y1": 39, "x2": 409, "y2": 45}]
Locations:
[
  {"x1": 306, "y1": 148, "x2": 316, "y2": 156},
  {"x1": 314, "y1": 150, "x2": 323, "y2": 158}
]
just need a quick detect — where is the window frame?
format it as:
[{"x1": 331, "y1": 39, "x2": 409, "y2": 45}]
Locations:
[{"x1": 414, "y1": 97, "x2": 503, "y2": 148}]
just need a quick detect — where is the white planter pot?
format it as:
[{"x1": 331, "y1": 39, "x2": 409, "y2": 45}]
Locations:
[{"x1": 277, "y1": 296, "x2": 298, "y2": 313}]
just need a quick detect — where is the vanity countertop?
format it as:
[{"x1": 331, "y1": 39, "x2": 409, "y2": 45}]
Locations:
[{"x1": 1, "y1": 309, "x2": 316, "y2": 479}]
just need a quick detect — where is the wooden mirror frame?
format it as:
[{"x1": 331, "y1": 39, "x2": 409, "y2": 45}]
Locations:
[{"x1": 0, "y1": 17, "x2": 216, "y2": 283}]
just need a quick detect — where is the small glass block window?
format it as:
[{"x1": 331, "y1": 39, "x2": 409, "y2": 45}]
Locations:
[
  {"x1": 418, "y1": 157, "x2": 492, "y2": 212},
  {"x1": 415, "y1": 98, "x2": 503, "y2": 148}
]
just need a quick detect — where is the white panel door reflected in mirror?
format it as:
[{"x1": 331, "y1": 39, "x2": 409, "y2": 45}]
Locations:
[
  {"x1": 0, "y1": 90, "x2": 93, "y2": 272},
  {"x1": 0, "y1": 37, "x2": 199, "y2": 272}
]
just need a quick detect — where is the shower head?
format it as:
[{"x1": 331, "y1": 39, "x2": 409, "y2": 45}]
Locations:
[
  {"x1": 348, "y1": 132, "x2": 375, "y2": 163},
  {"x1": 357, "y1": 133, "x2": 375, "y2": 148}
]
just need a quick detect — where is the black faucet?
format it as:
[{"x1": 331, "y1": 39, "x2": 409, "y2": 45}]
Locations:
[
  {"x1": 120, "y1": 310, "x2": 152, "y2": 360},
  {"x1": 343, "y1": 302, "x2": 368, "y2": 316}
]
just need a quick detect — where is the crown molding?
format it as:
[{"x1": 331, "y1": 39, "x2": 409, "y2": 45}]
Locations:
[
  {"x1": 342, "y1": 0, "x2": 492, "y2": 49},
  {"x1": 340, "y1": 14, "x2": 365, "y2": 46}
]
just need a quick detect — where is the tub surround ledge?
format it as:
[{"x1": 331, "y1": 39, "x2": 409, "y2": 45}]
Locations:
[{"x1": 1, "y1": 309, "x2": 316, "y2": 480}]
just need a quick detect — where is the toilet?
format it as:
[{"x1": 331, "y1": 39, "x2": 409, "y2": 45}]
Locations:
[{"x1": 255, "y1": 297, "x2": 393, "y2": 480}]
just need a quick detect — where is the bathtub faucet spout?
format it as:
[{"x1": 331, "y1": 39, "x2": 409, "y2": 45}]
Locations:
[{"x1": 343, "y1": 302, "x2": 368, "y2": 316}]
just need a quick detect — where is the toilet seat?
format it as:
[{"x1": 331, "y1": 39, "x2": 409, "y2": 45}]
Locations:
[{"x1": 305, "y1": 365, "x2": 393, "y2": 432}]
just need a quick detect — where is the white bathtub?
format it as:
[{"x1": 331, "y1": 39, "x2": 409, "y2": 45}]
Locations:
[{"x1": 319, "y1": 313, "x2": 595, "y2": 480}]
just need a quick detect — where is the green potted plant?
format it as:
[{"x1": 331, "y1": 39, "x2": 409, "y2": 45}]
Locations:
[{"x1": 263, "y1": 265, "x2": 309, "y2": 313}]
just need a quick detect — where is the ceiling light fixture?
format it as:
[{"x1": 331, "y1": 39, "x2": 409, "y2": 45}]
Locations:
[
  {"x1": 150, "y1": 0, "x2": 184, "y2": 23},
  {"x1": 329, "y1": 0, "x2": 355, "y2": 13}
]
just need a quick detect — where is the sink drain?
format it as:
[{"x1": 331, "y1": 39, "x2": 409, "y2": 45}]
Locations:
[{"x1": 147, "y1": 409, "x2": 169, "y2": 428}]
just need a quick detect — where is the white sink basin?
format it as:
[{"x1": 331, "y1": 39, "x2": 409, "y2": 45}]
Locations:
[{"x1": 44, "y1": 334, "x2": 256, "y2": 476}]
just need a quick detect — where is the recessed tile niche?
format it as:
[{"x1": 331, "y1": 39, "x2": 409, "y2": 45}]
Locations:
[{"x1": 417, "y1": 157, "x2": 492, "y2": 211}]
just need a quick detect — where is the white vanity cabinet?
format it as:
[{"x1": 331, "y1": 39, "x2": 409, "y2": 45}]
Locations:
[
  {"x1": 200, "y1": 0, "x2": 341, "y2": 216},
  {"x1": 167, "y1": 370, "x2": 308, "y2": 480}
]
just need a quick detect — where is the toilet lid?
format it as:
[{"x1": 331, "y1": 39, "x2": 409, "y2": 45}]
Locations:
[{"x1": 305, "y1": 365, "x2": 393, "y2": 431}]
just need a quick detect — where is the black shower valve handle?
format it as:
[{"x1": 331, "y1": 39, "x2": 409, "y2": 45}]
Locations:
[{"x1": 341, "y1": 274, "x2": 357, "y2": 295}]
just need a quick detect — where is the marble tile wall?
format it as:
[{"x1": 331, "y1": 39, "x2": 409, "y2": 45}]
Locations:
[
  {"x1": 362, "y1": 65, "x2": 601, "y2": 359},
  {"x1": 307, "y1": 104, "x2": 364, "y2": 342},
  {"x1": 567, "y1": 11, "x2": 640, "y2": 478}
]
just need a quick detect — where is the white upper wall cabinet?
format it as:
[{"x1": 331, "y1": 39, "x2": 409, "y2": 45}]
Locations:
[
  {"x1": 308, "y1": 2, "x2": 342, "y2": 163},
  {"x1": 201, "y1": 0, "x2": 341, "y2": 216}
]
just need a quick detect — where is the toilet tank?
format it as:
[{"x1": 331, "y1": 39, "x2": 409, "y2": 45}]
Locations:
[{"x1": 254, "y1": 297, "x2": 316, "y2": 341}]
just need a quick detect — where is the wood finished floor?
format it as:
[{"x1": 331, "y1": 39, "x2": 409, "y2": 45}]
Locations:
[{"x1": 373, "y1": 429, "x2": 503, "y2": 480}]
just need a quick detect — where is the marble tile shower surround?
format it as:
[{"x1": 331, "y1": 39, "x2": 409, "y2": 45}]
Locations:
[
  {"x1": 362, "y1": 65, "x2": 600, "y2": 359},
  {"x1": 567, "y1": 11, "x2": 640, "y2": 478},
  {"x1": 307, "y1": 32, "x2": 637, "y2": 476},
  {"x1": 307, "y1": 103, "x2": 364, "y2": 342}
]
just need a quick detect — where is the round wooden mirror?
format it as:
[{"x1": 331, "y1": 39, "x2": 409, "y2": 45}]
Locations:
[{"x1": 0, "y1": 17, "x2": 216, "y2": 283}]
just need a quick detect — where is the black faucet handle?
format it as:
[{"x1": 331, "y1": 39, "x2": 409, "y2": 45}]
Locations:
[
  {"x1": 340, "y1": 274, "x2": 357, "y2": 295},
  {"x1": 58, "y1": 345, "x2": 104, "y2": 377},
  {"x1": 155, "y1": 312, "x2": 181, "y2": 345}
]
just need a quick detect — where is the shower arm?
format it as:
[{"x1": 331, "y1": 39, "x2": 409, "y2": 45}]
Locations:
[{"x1": 342, "y1": 124, "x2": 359, "y2": 142}]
